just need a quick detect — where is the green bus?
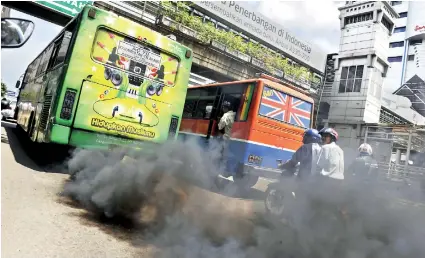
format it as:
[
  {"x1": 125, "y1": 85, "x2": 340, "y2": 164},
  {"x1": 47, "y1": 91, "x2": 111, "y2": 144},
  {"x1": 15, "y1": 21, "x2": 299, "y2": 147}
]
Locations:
[{"x1": 15, "y1": 5, "x2": 193, "y2": 150}]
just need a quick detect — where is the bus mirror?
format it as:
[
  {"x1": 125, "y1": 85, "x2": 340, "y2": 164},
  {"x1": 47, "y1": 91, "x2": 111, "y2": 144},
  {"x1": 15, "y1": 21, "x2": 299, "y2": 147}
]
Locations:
[
  {"x1": 185, "y1": 49, "x2": 192, "y2": 59},
  {"x1": 15, "y1": 80, "x2": 21, "y2": 88},
  {"x1": 1, "y1": 18, "x2": 35, "y2": 48}
]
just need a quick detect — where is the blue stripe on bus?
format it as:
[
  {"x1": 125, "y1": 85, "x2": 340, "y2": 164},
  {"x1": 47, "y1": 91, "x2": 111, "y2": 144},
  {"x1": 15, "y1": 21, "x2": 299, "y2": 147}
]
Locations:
[
  {"x1": 178, "y1": 132, "x2": 295, "y2": 175},
  {"x1": 226, "y1": 140, "x2": 294, "y2": 175}
]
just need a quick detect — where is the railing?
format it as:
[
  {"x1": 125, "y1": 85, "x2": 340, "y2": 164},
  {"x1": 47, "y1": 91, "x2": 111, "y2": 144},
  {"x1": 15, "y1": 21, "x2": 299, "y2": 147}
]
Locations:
[
  {"x1": 377, "y1": 163, "x2": 425, "y2": 182},
  {"x1": 94, "y1": 1, "x2": 161, "y2": 24},
  {"x1": 94, "y1": 1, "x2": 323, "y2": 92}
]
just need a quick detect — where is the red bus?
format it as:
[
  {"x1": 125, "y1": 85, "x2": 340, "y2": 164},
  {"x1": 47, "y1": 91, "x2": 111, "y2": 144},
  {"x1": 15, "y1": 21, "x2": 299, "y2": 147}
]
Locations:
[{"x1": 179, "y1": 74, "x2": 314, "y2": 188}]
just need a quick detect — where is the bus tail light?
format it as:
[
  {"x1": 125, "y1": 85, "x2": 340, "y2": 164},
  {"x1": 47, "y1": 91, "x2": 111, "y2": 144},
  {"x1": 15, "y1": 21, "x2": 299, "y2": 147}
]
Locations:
[
  {"x1": 168, "y1": 116, "x2": 179, "y2": 139},
  {"x1": 60, "y1": 89, "x2": 77, "y2": 120}
]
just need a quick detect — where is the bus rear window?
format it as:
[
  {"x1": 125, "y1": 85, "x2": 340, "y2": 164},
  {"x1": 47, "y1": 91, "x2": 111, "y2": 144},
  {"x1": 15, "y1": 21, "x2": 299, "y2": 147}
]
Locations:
[
  {"x1": 258, "y1": 85, "x2": 312, "y2": 128},
  {"x1": 91, "y1": 28, "x2": 180, "y2": 87}
]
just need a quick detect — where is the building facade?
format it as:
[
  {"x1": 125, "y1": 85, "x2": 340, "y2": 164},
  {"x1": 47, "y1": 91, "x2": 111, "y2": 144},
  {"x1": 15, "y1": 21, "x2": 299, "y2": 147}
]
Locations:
[
  {"x1": 319, "y1": 1, "x2": 399, "y2": 160},
  {"x1": 383, "y1": 1, "x2": 425, "y2": 122}
]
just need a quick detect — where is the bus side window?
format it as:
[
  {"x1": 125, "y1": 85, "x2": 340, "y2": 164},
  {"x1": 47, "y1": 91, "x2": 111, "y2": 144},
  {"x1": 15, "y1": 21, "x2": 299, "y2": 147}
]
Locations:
[
  {"x1": 36, "y1": 44, "x2": 54, "y2": 76},
  {"x1": 183, "y1": 87, "x2": 217, "y2": 119},
  {"x1": 193, "y1": 99, "x2": 214, "y2": 119},
  {"x1": 183, "y1": 99, "x2": 196, "y2": 118},
  {"x1": 220, "y1": 83, "x2": 254, "y2": 122},
  {"x1": 25, "y1": 57, "x2": 41, "y2": 86},
  {"x1": 47, "y1": 37, "x2": 62, "y2": 70},
  {"x1": 54, "y1": 31, "x2": 72, "y2": 66}
]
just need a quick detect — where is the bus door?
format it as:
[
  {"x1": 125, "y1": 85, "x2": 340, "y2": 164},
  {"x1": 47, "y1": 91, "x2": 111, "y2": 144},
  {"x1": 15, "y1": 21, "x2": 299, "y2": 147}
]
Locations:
[{"x1": 212, "y1": 83, "x2": 256, "y2": 173}]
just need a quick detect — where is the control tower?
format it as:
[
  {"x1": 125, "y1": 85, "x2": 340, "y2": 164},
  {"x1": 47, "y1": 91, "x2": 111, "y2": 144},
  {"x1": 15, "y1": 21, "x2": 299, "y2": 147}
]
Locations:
[{"x1": 320, "y1": 1, "x2": 398, "y2": 152}]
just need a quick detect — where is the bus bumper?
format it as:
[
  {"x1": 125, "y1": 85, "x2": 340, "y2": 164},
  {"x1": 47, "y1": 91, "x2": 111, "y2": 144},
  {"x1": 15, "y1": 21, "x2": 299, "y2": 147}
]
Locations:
[
  {"x1": 240, "y1": 164, "x2": 283, "y2": 180},
  {"x1": 68, "y1": 129, "x2": 162, "y2": 151},
  {"x1": 50, "y1": 124, "x2": 71, "y2": 145}
]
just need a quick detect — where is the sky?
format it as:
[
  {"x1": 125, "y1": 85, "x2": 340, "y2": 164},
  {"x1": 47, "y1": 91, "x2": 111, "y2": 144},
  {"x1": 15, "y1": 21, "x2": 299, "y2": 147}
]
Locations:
[
  {"x1": 1, "y1": 1, "x2": 342, "y2": 92},
  {"x1": 1, "y1": 9, "x2": 62, "y2": 92}
]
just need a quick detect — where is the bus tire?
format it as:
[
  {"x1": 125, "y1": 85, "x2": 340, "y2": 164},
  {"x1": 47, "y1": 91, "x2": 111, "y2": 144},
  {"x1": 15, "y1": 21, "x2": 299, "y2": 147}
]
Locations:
[{"x1": 233, "y1": 174, "x2": 259, "y2": 189}]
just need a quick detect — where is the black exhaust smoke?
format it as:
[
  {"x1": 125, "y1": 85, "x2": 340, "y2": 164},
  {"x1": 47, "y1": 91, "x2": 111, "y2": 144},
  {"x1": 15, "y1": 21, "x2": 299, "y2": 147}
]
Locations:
[{"x1": 61, "y1": 138, "x2": 425, "y2": 258}]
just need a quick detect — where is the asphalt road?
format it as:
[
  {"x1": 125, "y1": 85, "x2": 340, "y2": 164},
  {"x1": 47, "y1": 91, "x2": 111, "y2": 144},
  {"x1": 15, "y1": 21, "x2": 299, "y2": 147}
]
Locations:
[
  {"x1": 2, "y1": 121, "x2": 424, "y2": 257},
  {"x1": 0, "y1": 122, "x2": 271, "y2": 258}
]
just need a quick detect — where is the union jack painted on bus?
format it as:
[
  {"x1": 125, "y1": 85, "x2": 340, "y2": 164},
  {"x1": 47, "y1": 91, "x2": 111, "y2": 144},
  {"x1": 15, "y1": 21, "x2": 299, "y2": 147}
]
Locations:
[{"x1": 259, "y1": 86, "x2": 312, "y2": 128}]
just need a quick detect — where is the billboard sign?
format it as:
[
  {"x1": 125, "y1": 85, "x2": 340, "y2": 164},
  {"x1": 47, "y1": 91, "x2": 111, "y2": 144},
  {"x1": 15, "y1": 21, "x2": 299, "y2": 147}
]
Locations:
[
  {"x1": 194, "y1": 1, "x2": 327, "y2": 72},
  {"x1": 36, "y1": 1, "x2": 93, "y2": 17}
]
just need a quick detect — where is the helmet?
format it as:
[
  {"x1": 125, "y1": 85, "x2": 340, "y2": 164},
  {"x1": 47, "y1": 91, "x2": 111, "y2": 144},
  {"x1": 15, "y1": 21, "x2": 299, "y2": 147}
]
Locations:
[
  {"x1": 358, "y1": 143, "x2": 372, "y2": 156},
  {"x1": 319, "y1": 127, "x2": 338, "y2": 142},
  {"x1": 303, "y1": 128, "x2": 321, "y2": 144},
  {"x1": 222, "y1": 100, "x2": 231, "y2": 107}
]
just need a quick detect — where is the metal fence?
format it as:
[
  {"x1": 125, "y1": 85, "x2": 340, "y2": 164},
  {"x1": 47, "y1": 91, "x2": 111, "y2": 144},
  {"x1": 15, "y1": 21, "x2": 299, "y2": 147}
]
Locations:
[{"x1": 363, "y1": 125, "x2": 425, "y2": 188}]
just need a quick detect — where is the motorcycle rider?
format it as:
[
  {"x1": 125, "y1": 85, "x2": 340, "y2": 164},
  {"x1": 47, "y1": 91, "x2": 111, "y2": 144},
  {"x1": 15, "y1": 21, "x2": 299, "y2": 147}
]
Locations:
[
  {"x1": 278, "y1": 128, "x2": 322, "y2": 178},
  {"x1": 316, "y1": 127, "x2": 344, "y2": 180},
  {"x1": 315, "y1": 127, "x2": 348, "y2": 220},
  {"x1": 266, "y1": 128, "x2": 321, "y2": 218},
  {"x1": 347, "y1": 143, "x2": 378, "y2": 184}
]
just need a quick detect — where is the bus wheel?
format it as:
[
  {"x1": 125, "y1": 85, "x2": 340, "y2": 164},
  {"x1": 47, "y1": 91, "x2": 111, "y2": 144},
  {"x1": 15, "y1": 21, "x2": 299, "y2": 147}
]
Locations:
[{"x1": 233, "y1": 174, "x2": 259, "y2": 189}]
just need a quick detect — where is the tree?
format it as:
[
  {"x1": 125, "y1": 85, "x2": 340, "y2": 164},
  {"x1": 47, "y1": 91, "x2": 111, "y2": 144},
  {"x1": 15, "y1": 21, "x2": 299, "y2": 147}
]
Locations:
[{"x1": 1, "y1": 82, "x2": 7, "y2": 98}]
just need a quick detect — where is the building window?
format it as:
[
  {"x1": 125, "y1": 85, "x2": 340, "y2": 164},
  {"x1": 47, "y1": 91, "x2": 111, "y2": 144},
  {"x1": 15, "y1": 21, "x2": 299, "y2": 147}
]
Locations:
[
  {"x1": 410, "y1": 39, "x2": 423, "y2": 45},
  {"x1": 345, "y1": 12, "x2": 373, "y2": 25},
  {"x1": 381, "y1": 16, "x2": 393, "y2": 32},
  {"x1": 339, "y1": 65, "x2": 364, "y2": 93},
  {"x1": 393, "y1": 26, "x2": 406, "y2": 33},
  {"x1": 408, "y1": 55, "x2": 415, "y2": 61},
  {"x1": 389, "y1": 41, "x2": 404, "y2": 48},
  {"x1": 391, "y1": 1, "x2": 402, "y2": 6},
  {"x1": 388, "y1": 56, "x2": 403, "y2": 62},
  {"x1": 399, "y1": 12, "x2": 408, "y2": 18}
]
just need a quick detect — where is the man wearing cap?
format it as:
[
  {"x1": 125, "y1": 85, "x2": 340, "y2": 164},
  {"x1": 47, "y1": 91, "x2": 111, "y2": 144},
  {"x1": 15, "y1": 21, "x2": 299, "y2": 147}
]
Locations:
[{"x1": 218, "y1": 101, "x2": 235, "y2": 140}]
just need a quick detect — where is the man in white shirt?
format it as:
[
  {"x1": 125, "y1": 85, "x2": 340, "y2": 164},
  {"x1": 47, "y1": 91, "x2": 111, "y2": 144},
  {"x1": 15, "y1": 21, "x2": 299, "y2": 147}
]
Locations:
[
  {"x1": 317, "y1": 127, "x2": 344, "y2": 180},
  {"x1": 316, "y1": 127, "x2": 348, "y2": 220},
  {"x1": 218, "y1": 101, "x2": 235, "y2": 140}
]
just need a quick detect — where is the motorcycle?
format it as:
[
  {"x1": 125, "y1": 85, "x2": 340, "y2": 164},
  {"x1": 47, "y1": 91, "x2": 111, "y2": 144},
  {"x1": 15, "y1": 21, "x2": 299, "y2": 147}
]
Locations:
[
  {"x1": 264, "y1": 159, "x2": 298, "y2": 219},
  {"x1": 265, "y1": 159, "x2": 351, "y2": 225}
]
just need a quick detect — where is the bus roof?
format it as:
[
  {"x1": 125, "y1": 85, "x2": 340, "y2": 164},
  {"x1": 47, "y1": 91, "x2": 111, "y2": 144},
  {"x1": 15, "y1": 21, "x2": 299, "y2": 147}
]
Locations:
[{"x1": 189, "y1": 78, "x2": 314, "y2": 103}]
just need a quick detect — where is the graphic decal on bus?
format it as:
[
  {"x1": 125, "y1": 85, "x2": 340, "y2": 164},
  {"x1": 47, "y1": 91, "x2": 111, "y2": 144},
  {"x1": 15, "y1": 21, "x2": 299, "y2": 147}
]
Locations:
[
  {"x1": 72, "y1": 27, "x2": 185, "y2": 142},
  {"x1": 259, "y1": 85, "x2": 312, "y2": 128}
]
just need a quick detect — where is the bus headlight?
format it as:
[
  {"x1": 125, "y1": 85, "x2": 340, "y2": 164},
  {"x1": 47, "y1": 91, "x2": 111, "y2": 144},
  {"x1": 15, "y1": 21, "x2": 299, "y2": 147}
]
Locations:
[{"x1": 60, "y1": 89, "x2": 77, "y2": 120}]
